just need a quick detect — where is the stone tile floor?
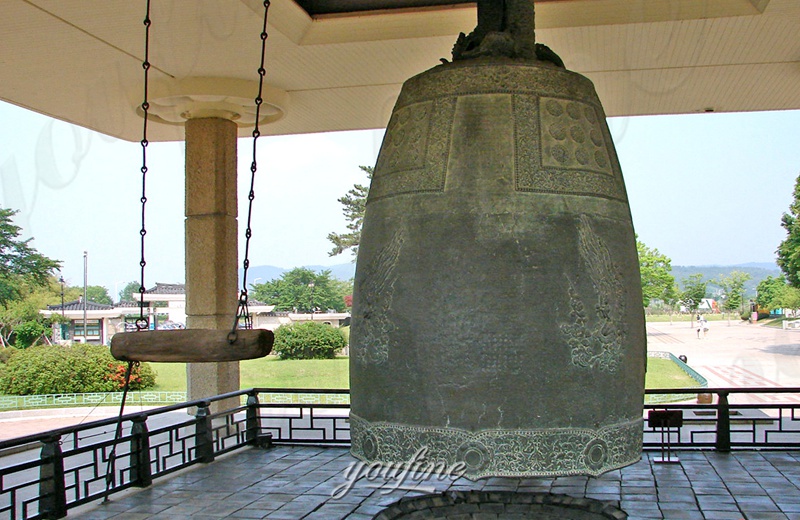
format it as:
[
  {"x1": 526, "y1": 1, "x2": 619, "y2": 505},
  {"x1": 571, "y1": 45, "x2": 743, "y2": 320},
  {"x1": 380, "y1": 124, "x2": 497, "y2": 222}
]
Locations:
[{"x1": 70, "y1": 446, "x2": 800, "y2": 520}]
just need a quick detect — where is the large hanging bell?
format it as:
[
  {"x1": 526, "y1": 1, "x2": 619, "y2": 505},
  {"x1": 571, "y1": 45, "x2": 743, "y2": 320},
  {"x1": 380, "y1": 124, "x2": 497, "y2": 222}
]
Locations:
[{"x1": 349, "y1": 53, "x2": 646, "y2": 478}]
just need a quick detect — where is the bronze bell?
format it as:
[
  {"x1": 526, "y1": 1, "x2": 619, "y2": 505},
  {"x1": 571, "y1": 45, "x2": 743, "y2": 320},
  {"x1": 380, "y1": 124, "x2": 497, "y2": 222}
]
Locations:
[{"x1": 349, "y1": 0, "x2": 645, "y2": 479}]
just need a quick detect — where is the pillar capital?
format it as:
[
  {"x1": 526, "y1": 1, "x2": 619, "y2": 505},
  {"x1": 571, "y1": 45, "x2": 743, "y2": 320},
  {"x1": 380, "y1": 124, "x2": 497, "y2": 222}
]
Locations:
[{"x1": 142, "y1": 76, "x2": 288, "y2": 125}]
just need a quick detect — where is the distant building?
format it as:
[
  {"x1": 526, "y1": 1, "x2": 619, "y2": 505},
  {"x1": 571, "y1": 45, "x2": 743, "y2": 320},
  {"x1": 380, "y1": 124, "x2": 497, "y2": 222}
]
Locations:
[
  {"x1": 41, "y1": 298, "x2": 118, "y2": 344},
  {"x1": 698, "y1": 298, "x2": 720, "y2": 313},
  {"x1": 41, "y1": 282, "x2": 349, "y2": 345}
]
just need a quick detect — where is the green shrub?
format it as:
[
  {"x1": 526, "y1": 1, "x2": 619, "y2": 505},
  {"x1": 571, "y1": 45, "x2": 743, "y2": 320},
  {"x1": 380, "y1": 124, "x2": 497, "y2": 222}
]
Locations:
[
  {"x1": 0, "y1": 347, "x2": 16, "y2": 386},
  {"x1": 13, "y1": 320, "x2": 47, "y2": 349},
  {"x1": 0, "y1": 344, "x2": 156, "y2": 395},
  {"x1": 272, "y1": 322, "x2": 347, "y2": 360},
  {"x1": 0, "y1": 347, "x2": 17, "y2": 364}
]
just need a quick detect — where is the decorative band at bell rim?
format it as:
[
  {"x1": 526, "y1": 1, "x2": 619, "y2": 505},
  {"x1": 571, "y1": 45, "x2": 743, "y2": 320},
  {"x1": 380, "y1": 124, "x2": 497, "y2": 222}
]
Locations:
[{"x1": 349, "y1": 55, "x2": 645, "y2": 479}]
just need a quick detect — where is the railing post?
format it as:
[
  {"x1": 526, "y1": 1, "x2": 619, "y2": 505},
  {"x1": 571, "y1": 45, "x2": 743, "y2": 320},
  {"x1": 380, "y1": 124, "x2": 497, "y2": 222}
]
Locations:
[
  {"x1": 246, "y1": 390, "x2": 272, "y2": 448},
  {"x1": 246, "y1": 391, "x2": 259, "y2": 445},
  {"x1": 715, "y1": 391, "x2": 731, "y2": 452},
  {"x1": 130, "y1": 415, "x2": 152, "y2": 487},
  {"x1": 195, "y1": 401, "x2": 215, "y2": 463},
  {"x1": 39, "y1": 434, "x2": 67, "y2": 519}
]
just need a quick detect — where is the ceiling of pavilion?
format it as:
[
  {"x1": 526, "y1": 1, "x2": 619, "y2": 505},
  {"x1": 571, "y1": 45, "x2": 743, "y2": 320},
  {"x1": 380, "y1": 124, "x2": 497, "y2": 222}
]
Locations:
[
  {"x1": 294, "y1": 0, "x2": 473, "y2": 15},
  {"x1": 1, "y1": 0, "x2": 797, "y2": 142}
]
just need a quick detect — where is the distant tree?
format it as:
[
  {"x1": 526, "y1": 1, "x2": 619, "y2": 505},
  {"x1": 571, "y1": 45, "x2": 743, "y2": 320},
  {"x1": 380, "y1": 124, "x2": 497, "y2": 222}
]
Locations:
[
  {"x1": 0, "y1": 276, "x2": 74, "y2": 347},
  {"x1": 327, "y1": 166, "x2": 372, "y2": 258},
  {"x1": 84, "y1": 285, "x2": 112, "y2": 305},
  {"x1": 715, "y1": 271, "x2": 752, "y2": 314},
  {"x1": 756, "y1": 275, "x2": 786, "y2": 311},
  {"x1": 0, "y1": 208, "x2": 61, "y2": 308},
  {"x1": 757, "y1": 277, "x2": 800, "y2": 312},
  {"x1": 636, "y1": 237, "x2": 676, "y2": 307},
  {"x1": 330, "y1": 278, "x2": 354, "y2": 310},
  {"x1": 680, "y1": 274, "x2": 707, "y2": 313},
  {"x1": 777, "y1": 173, "x2": 800, "y2": 287},
  {"x1": 774, "y1": 285, "x2": 800, "y2": 311},
  {"x1": 251, "y1": 267, "x2": 346, "y2": 312},
  {"x1": 118, "y1": 280, "x2": 140, "y2": 302}
]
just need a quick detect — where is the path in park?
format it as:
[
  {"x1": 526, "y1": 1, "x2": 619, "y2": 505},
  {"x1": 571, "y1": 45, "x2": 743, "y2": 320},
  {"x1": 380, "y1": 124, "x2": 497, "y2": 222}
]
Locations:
[
  {"x1": 646, "y1": 319, "x2": 800, "y2": 402},
  {"x1": 0, "y1": 405, "x2": 162, "y2": 442}
]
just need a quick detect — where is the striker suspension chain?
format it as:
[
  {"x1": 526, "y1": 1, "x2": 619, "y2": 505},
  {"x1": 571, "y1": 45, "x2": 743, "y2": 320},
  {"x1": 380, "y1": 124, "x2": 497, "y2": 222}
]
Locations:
[
  {"x1": 137, "y1": 0, "x2": 152, "y2": 332},
  {"x1": 103, "y1": 360, "x2": 138, "y2": 499},
  {"x1": 231, "y1": 0, "x2": 271, "y2": 339},
  {"x1": 104, "y1": 3, "x2": 152, "y2": 499}
]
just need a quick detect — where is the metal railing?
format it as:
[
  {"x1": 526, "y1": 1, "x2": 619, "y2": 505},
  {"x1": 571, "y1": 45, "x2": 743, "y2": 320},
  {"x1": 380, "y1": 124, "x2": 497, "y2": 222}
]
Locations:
[
  {"x1": 0, "y1": 388, "x2": 349, "y2": 520},
  {"x1": 1, "y1": 387, "x2": 798, "y2": 519},
  {"x1": 644, "y1": 387, "x2": 800, "y2": 451},
  {"x1": 0, "y1": 392, "x2": 189, "y2": 411}
]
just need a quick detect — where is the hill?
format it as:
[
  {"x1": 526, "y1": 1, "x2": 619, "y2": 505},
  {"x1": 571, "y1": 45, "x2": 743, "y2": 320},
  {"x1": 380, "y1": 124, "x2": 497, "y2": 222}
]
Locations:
[
  {"x1": 672, "y1": 263, "x2": 780, "y2": 295},
  {"x1": 241, "y1": 261, "x2": 778, "y2": 297},
  {"x1": 241, "y1": 263, "x2": 356, "y2": 285}
]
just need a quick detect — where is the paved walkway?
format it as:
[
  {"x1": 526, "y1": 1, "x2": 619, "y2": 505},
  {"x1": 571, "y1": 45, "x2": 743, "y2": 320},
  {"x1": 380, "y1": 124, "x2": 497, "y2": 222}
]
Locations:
[
  {"x1": 0, "y1": 405, "x2": 162, "y2": 442},
  {"x1": 69, "y1": 445, "x2": 800, "y2": 520},
  {"x1": 646, "y1": 320, "x2": 800, "y2": 393}
]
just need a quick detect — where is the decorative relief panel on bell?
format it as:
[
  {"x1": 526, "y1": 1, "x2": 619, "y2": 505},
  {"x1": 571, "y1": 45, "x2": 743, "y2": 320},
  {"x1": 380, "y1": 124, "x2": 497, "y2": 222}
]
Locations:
[
  {"x1": 350, "y1": 413, "x2": 643, "y2": 479},
  {"x1": 352, "y1": 227, "x2": 405, "y2": 366},
  {"x1": 540, "y1": 97, "x2": 613, "y2": 175},
  {"x1": 376, "y1": 102, "x2": 431, "y2": 173},
  {"x1": 560, "y1": 216, "x2": 627, "y2": 372},
  {"x1": 369, "y1": 98, "x2": 456, "y2": 203},
  {"x1": 514, "y1": 94, "x2": 627, "y2": 202}
]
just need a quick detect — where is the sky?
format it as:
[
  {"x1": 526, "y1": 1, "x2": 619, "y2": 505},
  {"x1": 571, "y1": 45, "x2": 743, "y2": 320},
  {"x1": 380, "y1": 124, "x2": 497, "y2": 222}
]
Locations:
[{"x1": 1, "y1": 100, "x2": 799, "y2": 297}]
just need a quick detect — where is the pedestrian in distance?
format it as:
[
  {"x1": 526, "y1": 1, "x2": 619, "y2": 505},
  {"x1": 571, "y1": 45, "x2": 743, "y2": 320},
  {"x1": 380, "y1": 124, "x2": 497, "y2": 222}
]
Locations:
[{"x1": 697, "y1": 315, "x2": 709, "y2": 339}]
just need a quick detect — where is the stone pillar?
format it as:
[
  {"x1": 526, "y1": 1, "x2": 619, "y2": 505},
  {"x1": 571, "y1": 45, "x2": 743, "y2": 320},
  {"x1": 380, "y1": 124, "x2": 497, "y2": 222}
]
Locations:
[{"x1": 184, "y1": 117, "x2": 240, "y2": 412}]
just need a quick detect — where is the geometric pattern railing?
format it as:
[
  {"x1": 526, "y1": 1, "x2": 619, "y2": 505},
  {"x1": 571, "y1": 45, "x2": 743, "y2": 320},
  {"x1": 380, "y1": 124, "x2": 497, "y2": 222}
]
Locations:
[
  {"x1": 0, "y1": 388, "x2": 350, "y2": 520},
  {"x1": 0, "y1": 390, "x2": 353, "y2": 411},
  {"x1": 256, "y1": 388, "x2": 350, "y2": 445},
  {"x1": 2, "y1": 387, "x2": 799, "y2": 520},
  {"x1": 0, "y1": 390, "x2": 253, "y2": 520},
  {"x1": 0, "y1": 392, "x2": 189, "y2": 411},
  {"x1": 644, "y1": 387, "x2": 800, "y2": 451}
]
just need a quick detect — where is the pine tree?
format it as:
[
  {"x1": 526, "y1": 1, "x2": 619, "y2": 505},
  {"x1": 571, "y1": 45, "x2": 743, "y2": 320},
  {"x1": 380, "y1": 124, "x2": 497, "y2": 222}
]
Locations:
[{"x1": 327, "y1": 166, "x2": 373, "y2": 258}]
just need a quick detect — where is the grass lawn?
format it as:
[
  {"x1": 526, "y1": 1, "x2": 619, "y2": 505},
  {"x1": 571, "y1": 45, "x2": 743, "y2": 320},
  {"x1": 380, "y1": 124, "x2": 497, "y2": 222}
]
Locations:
[
  {"x1": 240, "y1": 357, "x2": 349, "y2": 389},
  {"x1": 646, "y1": 313, "x2": 734, "y2": 323},
  {"x1": 150, "y1": 355, "x2": 699, "y2": 391},
  {"x1": 645, "y1": 357, "x2": 701, "y2": 389},
  {"x1": 149, "y1": 356, "x2": 350, "y2": 391},
  {"x1": 760, "y1": 317, "x2": 793, "y2": 328}
]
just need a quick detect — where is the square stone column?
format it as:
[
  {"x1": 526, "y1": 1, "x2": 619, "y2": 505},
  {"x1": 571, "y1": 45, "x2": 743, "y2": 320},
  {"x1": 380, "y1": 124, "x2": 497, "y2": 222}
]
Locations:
[{"x1": 184, "y1": 117, "x2": 240, "y2": 412}]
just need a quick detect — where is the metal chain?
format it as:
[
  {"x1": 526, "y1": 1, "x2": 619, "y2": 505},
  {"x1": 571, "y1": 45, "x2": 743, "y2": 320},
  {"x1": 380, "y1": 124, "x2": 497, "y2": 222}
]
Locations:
[
  {"x1": 103, "y1": 360, "x2": 139, "y2": 500},
  {"x1": 105, "y1": 4, "x2": 151, "y2": 500},
  {"x1": 136, "y1": 0, "x2": 152, "y2": 332},
  {"x1": 230, "y1": 0, "x2": 271, "y2": 341}
]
